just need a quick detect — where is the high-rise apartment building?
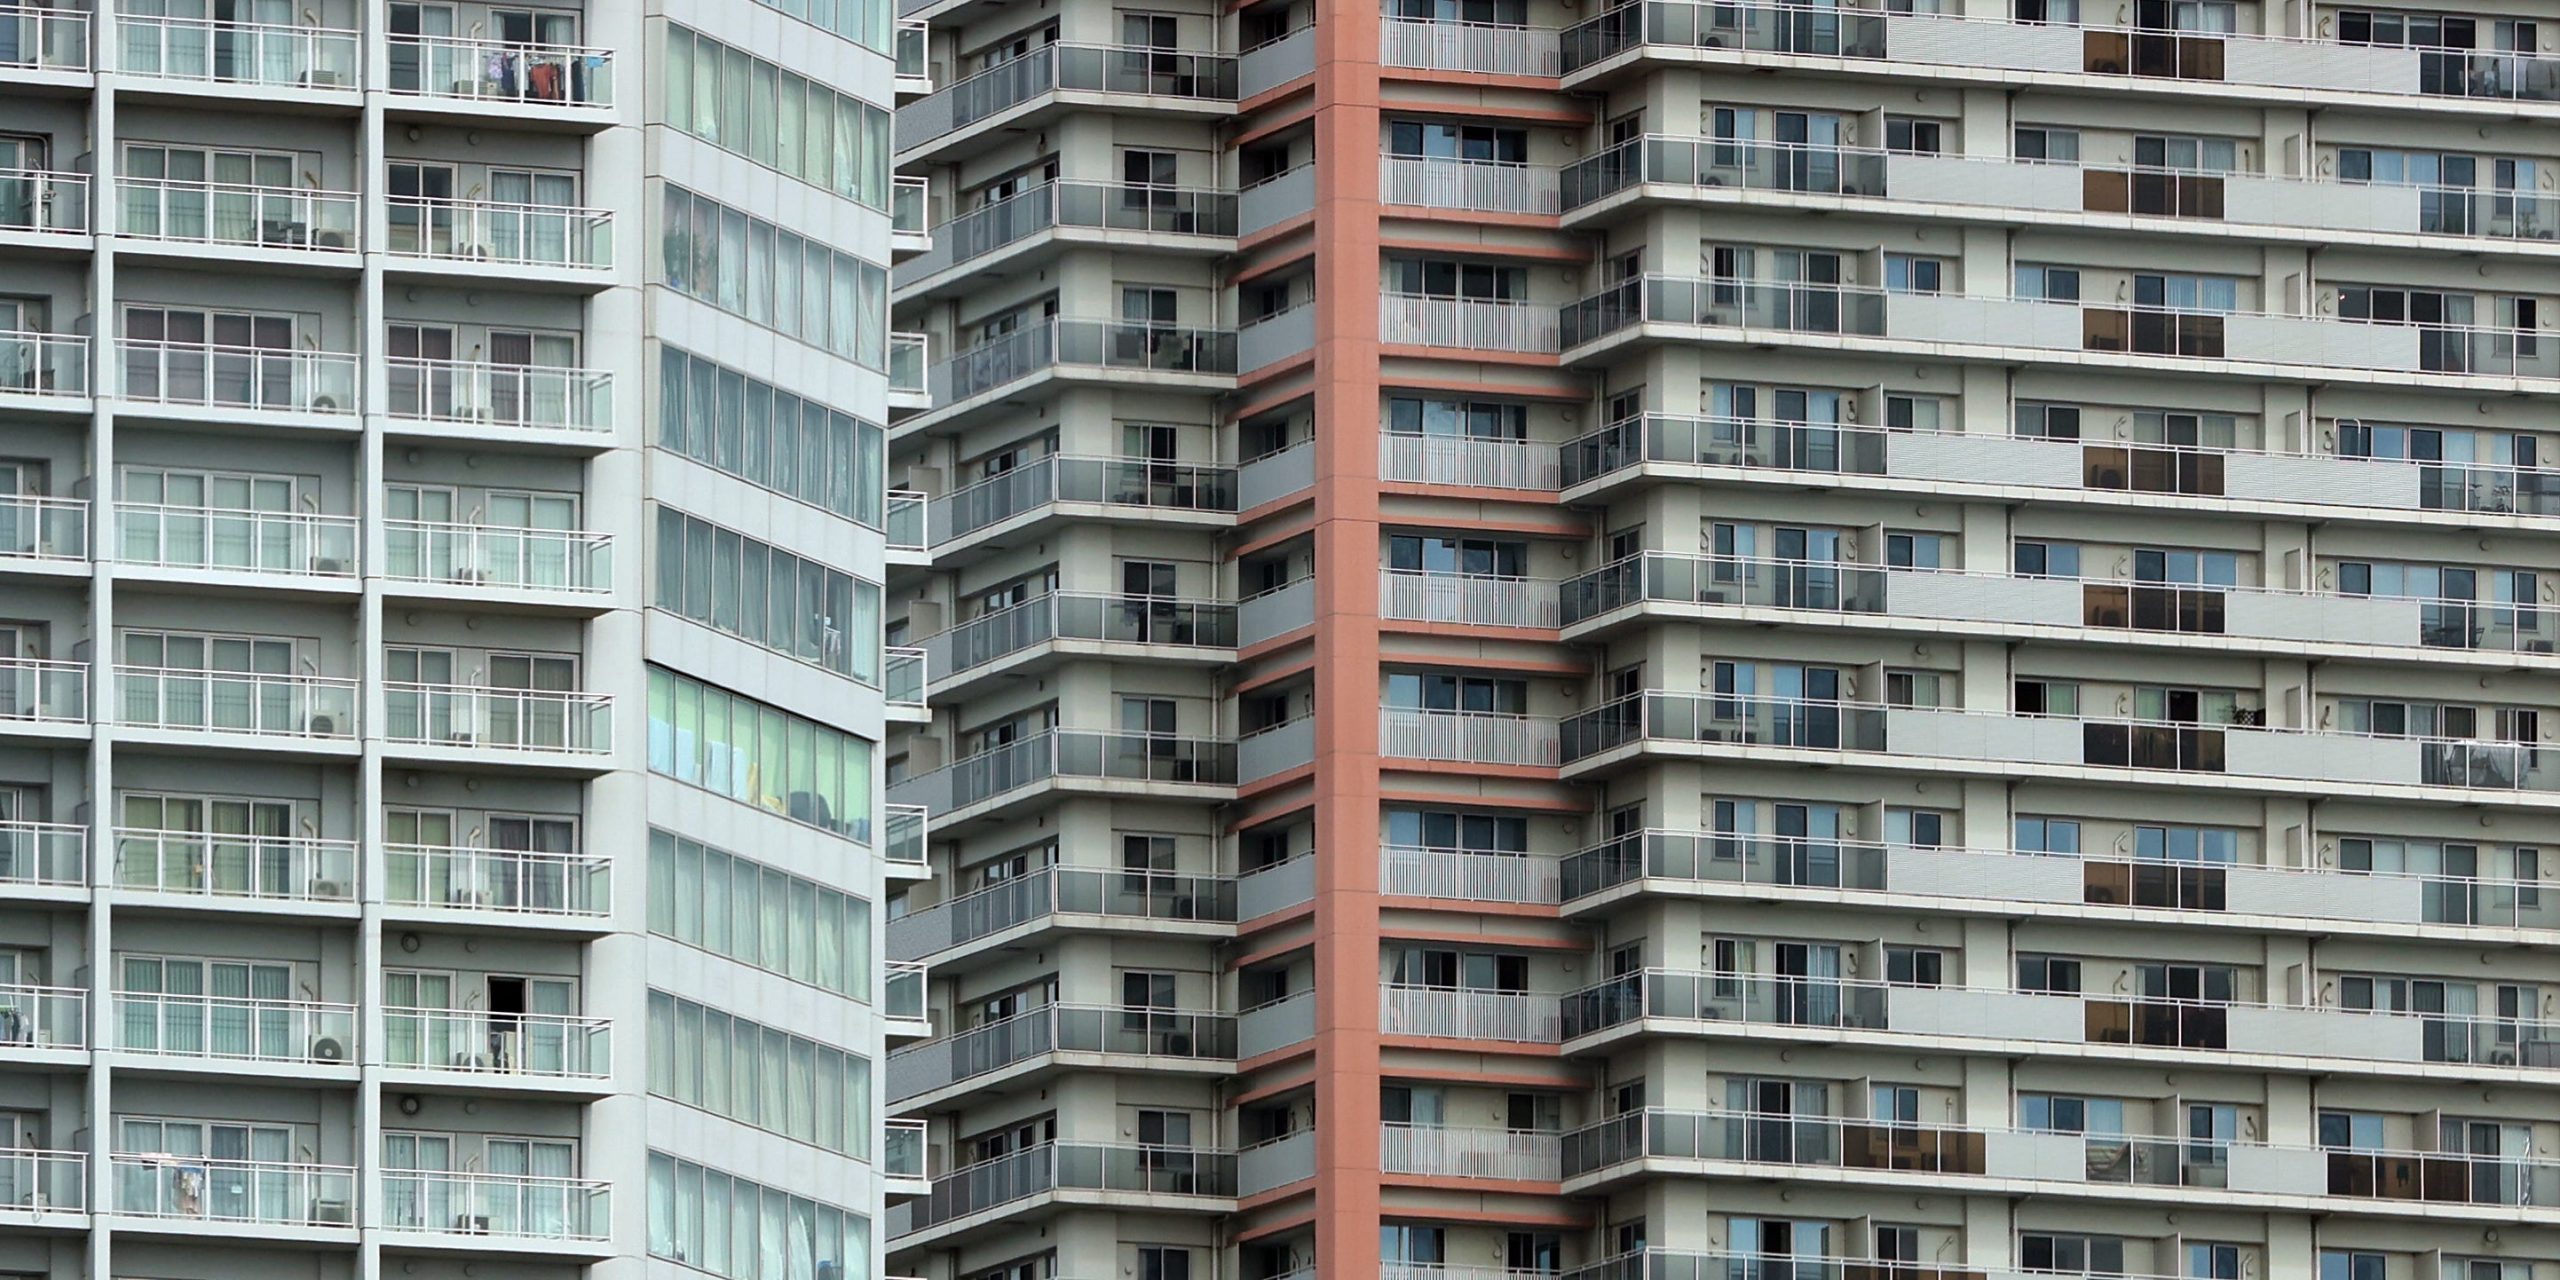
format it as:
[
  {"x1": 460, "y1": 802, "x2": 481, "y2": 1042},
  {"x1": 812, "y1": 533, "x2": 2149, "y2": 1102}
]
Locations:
[
  {"x1": 0, "y1": 4, "x2": 909, "y2": 1278},
  {"x1": 883, "y1": 1, "x2": 2560, "y2": 1278}
]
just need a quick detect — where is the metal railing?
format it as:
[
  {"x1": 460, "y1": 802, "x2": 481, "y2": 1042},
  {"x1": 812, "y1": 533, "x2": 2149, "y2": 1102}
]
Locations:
[
  {"x1": 890, "y1": 332, "x2": 928, "y2": 395},
  {"x1": 0, "y1": 167, "x2": 86, "y2": 234},
  {"x1": 895, "y1": 20, "x2": 928, "y2": 82},
  {"x1": 382, "y1": 357, "x2": 612, "y2": 433},
  {"x1": 1379, "y1": 708, "x2": 1562, "y2": 766},
  {"x1": 884, "y1": 1118, "x2": 930, "y2": 1181},
  {"x1": 883, "y1": 961, "x2": 927, "y2": 1022},
  {"x1": 884, "y1": 803, "x2": 929, "y2": 872},
  {"x1": 926, "y1": 318, "x2": 1238, "y2": 407},
  {"x1": 1380, "y1": 15, "x2": 1561, "y2": 75},
  {"x1": 116, "y1": 176, "x2": 357, "y2": 250},
  {"x1": 113, "y1": 828, "x2": 356, "y2": 903},
  {"x1": 888, "y1": 865, "x2": 1237, "y2": 960},
  {"x1": 921, "y1": 593, "x2": 1237, "y2": 680},
  {"x1": 0, "y1": 983, "x2": 83, "y2": 1049},
  {"x1": 0, "y1": 657, "x2": 86, "y2": 725},
  {"x1": 384, "y1": 196, "x2": 613, "y2": 268},
  {"x1": 0, "y1": 4, "x2": 86, "y2": 70},
  {"x1": 1381, "y1": 1122, "x2": 1564, "y2": 1182},
  {"x1": 1382, "y1": 294, "x2": 1560, "y2": 353},
  {"x1": 928, "y1": 453, "x2": 1238, "y2": 544},
  {"x1": 1382, "y1": 569, "x2": 1559, "y2": 629},
  {"x1": 892, "y1": 1141, "x2": 1235, "y2": 1237},
  {"x1": 1380, "y1": 432, "x2": 1561, "y2": 491},
  {"x1": 886, "y1": 1003, "x2": 1237, "y2": 1101},
  {"x1": 887, "y1": 729, "x2": 1238, "y2": 814},
  {"x1": 1380, "y1": 845, "x2": 1561, "y2": 904},
  {"x1": 0, "y1": 494, "x2": 86, "y2": 562},
  {"x1": 1381, "y1": 155, "x2": 1562, "y2": 214},
  {"x1": 381, "y1": 682, "x2": 612, "y2": 756},
  {"x1": 380, "y1": 1007, "x2": 611, "y2": 1079},
  {"x1": 900, "y1": 181, "x2": 1238, "y2": 282},
  {"x1": 112, "y1": 991, "x2": 357, "y2": 1063},
  {"x1": 1381, "y1": 984, "x2": 1563, "y2": 1043},
  {"x1": 109, "y1": 1153, "x2": 356, "y2": 1226},
  {"x1": 382, "y1": 521, "x2": 611, "y2": 593},
  {"x1": 0, "y1": 821, "x2": 84, "y2": 888},
  {"x1": 0, "y1": 1148, "x2": 83, "y2": 1211},
  {"x1": 114, "y1": 665, "x2": 357, "y2": 739},
  {"x1": 885, "y1": 490, "x2": 927, "y2": 550},
  {"x1": 386, "y1": 35, "x2": 614, "y2": 106},
  {"x1": 382, "y1": 844, "x2": 611, "y2": 917},
  {"x1": 118, "y1": 340, "x2": 359, "y2": 414},
  {"x1": 884, "y1": 647, "x2": 927, "y2": 709},
  {"x1": 115, "y1": 13, "x2": 358, "y2": 87},
  {"x1": 378, "y1": 1169, "x2": 610, "y2": 1240},
  {"x1": 115, "y1": 503, "x2": 358, "y2": 577},
  {"x1": 899, "y1": 43, "x2": 1239, "y2": 150},
  {"x1": 0, "y1": 330, "x2": 86, "y2": 397}
]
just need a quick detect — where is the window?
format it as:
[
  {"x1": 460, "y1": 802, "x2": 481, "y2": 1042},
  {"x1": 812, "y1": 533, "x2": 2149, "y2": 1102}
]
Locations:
[
  {"x1": 646, "y1": 990, "x2": 872, "y2": 1156},
  {"x1": 1386, "y1": 120, "x2": 1528, "y2": 162},
  {"x1": 2017, "y1": 954, "x2": 2082, "y2": 994},
  {"x1": 661, "y1": 184, "x2": 889, "y2": 370},
  {"x1": 2022, "y1": 1235, "x2": 2125, "y2": 1276},
  {"x1": 2015, "y1": 678, "x2": 2081, "y2": 717},
  {"x1": 2014, "y1": 541, "x2": 2082, "y2": 578},
  {"x1": 646, "y1": 1151, "x2": 870, "y2": 1280},
  {"x1": 644, "y1": 667, "x2": 876, "y2": 843},
  {"x1": 648, "y1": 829, "x2": 873, "y2": 997},
  {"x1": 1884, "y1": 670, "x2": 1945, "y2": 708},
  {"x1": 1884, "y1": 117, "x2": 1942, "y2": 154},
  {"x1": 1885, "y1": 531, "x2": 1945, "y2": 567},
  {"x1": 1884, "y1": 254, "x2": 1945, "y2": 295},
  {"x1": 1386, "y1": 257, "x2": 1527, "y2": 300},
  {"x1": 2015, "y1": 817, "x2": 2082, "y2": 854},
  {"x1": 655, "y1": 506, "x2": 883, "y2": 683},
  {"x1": 1137, "y1": 1247, "x2": 1194, "y2": 1280},
  {"x1": 1886, "y1": 807, "x2": 1947, "y2": 847},
  {"x1": 2015, "y1": 127, "x2": 2081, "y2": 162},
  {"x1": 2015, "y1": 402, "x2": 2083, "y2": 440},
  {"x1": 665, "y1": 25, "x2": 894, "y2": 209},
  {"x1": 658, "y1": 346, "x2": 886, "y2": 527},
  {"x1": 1885, "y1": 946, "x2": 1943, "y2": 987},
  {"x1": 2320, "y1": 1255, "x2": 2386, "y2": 1280},
  {"x1": 2015, "y1": 264, "x2": 2082, "y2": 302},
  {"x1": 2135, "y1": 134, "x2": 2241, "y2": 173},
  {"x1": 1885, "y1": 394, "x2": 1944, "y2": 431},
  {"x1": 1386, "y1": 396, "x2": 1529, "y2": 439},
  {"x1": 2317, "y1": 1110, "x2": 2386, "y2": 1149}
]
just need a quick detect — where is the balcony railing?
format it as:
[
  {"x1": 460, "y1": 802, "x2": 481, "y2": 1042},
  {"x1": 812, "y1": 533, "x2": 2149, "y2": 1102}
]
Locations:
[
  {"x1": 0, "y1": 4, "x2": 86, "y2": 70},
  {"x1": 115, "y1": 14, "x2": 357, "y2": 88},
  {"x1": 895, "y1": 20, "x2": 929, "y2": 83},
  {"x1": 884, "y1": 961, "x2": 927, "y2": 1023},
  {"x1": 0, "y1": 820, "x2": 84, "y2": 888},
  {"x1": 387, "y1": 35, "x2": 614, "y2": 106},
  {"x1": 383, "y1": 521, "x2": 612, "y2": 594},
  {"x1": 890, "y1": 332, "x2": 928, "y2": 395},
  {"x1": 922, "y1": 593, "x2": 1237, "y2": 680},
  {"x1": 0, "y1": 1148, "x2": 83, "y2": 1211},
  {"x1": 1381, "y1": 155, "x2": 1562, "y2": 215},
  {"x1": 1561, "y1": 1250, "x2": 1999, "y2": 1280},
  {"x1": 1381, "y1": 1122, "x2": 1564, "y2": 1182},
  {"x1": 110, "y1": 1153, "x2": 356, "y2": 1227},
  {"x1": 385, "y1": 196, "x2": 613, "y2": 268},
  {"x1": 899, "y1": 181, "x2": 1238, "y2": 283},
  {"x1": 1379, "y1": 432, "x2": 1561, "y2": 491},
  {"x1": 380, "y1": 1169, "x2": 609, "y2": 1241},
  {"x1": 115, "y1": 503, "x2": 357, "y2": 578},
  {"x1": 1380, "y1": 846, "x2": 1560, "y2": 904},
  {"x1": 383, "y1": 844, "x2": 611, "y2": 918},
  {"x1": 1380, "y1": 16, "x2": 1561, "y2": 76},
  {"x1": 884, "y1": 1118, "x2": 930, "y2": 1181},
  {"x1": 886, "y1": 1003, "x2": 1237, "y2": 1101},
  {"x1": 383, "y1": 683, "x2": 612, "y2": 756},
  {"x1": 1381, "y1": 984, "x2": 1563, "y2": 1043},
  {"x1": 891, "y1": 1142, "x2": 1235, "y2": 1238},
  {"x1": 889, "y1": 730, "x2": 1238, "y2": 815},
  {"x1": 114, "y1": 665, "x2": 356, "y2": 740},
  {"x1": 0, "y1": 330, "x2": 85, "y2": 397},
  {"x1": 0, "y1": 983, "x2": 84, "y2": 1049},
  {"x1": 897, "y1": 43, "x2": 1239, "y2": 151},
  {"x1": 927, "y1": 453, "x2": 1239, "y2": 544},
  {"x1": 113, "y1": 828, "x2": 356, "y2": 904},
  {"x1": 885, "y1": 490, "x2": 927, "y2": 551},
  {"x1": 1382, "y1": 294, "x2": 1560, "y2": 353},
  {"x1": 1382, "y1": 569, "x2": 1559, "y2": 629},
  {"x1": 112, "y1": 991, "x2": 357, "y2": 1064},
  {"x1": 1555, "y1": 0, "x2": 2560, "y2": 104},
  {"x1": 1379, "y1": 708, "x2": 1562, "y2": 767},
  {"x1": 0, "y1": 168, "x2": 86, "y2": 234},
  {"x1": 1, "y1": 494, "x2": 86, "y2": 562},
  {"x1": 381, "y1": 1007, "x2": 611, "y2": 1079},
  {"x1": 119, "y1": 340, "x2": 359, "y2": 414},
  {"x1": 885, "y1": 646, "x2": 927, "y2": 709},
  {"x1": 884, "y1": 803, "x2": 929, "y2": 873},
  {"x1": 0, "y1": 657, "x2": 86, "y2": 726},
  {"x1": 116, "y1": 177, "x2": 357, "y2": 250},
  {"x1": 926, "y1": 318, "x2": 1237, "y2": 407},
  {"x1": 893, "y1": 174, "x2": 929, "y2": 237},
  {"x1": 383, "y1": 357, "x2": 612, "y2": 433},
  {"x1": 888, "y1": 865, "x2": 1237, "y2": 961}
]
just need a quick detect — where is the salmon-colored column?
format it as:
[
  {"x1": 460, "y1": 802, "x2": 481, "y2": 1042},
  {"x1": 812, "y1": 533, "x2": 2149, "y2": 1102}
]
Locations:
[{"x1": 1308, "y1": 3, "x2": 1386, "y2": 1274}]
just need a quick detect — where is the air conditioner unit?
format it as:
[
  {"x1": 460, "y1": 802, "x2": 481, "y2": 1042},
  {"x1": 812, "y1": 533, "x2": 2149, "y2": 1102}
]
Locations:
[
  {"x1": 309, "y1": 1035, "x2": 347, "y2": 1062},
  {"x1": 446, "y1": 728, "x2": 478, "y2": 745},
  {"x1": 309, "y1": 555, "x2": 346, "y2": 574},
  {"x1": 452, "y1": 1213, "x2": 491, "y2": 1233},
  {"x1": 311, "y1": 229, "x2": 351, "y2": 250},
  {"x1": 309, "y1": 878, "x2": 347, "y2": 898},
  {"x1": 2489, "y1": 1046, "x2": 2521, "y2": 1066},
  {"x1": 309, "y1": 394, "x2": 340, "y2": 412},
  {"x1": 310, "y1": 1197, "x2": 353, "y2": 1224},
  {"x1": 306, "y1": 714, "x2": 337, "y2": 735}
]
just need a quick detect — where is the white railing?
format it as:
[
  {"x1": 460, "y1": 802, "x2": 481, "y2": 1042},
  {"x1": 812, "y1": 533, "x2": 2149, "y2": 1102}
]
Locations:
[
  {"x1": 111, "y1": 992, "x2": 357, "y2": 1063},
  {"x1": 1381, "y1": 569, "x2": 1559, "y2": 629},
  {"x1": 1380, "y1": 15, "x2": 1561, "y2": 75},
  {"x1": 113, "y1": 665, "x2": 357, "y2": 739},
  {"x1": 382, "y1": 357, "x2": 612, "y2": 433},
  {"x1": 1380, "y1": 845, "x2": 1560, "y2": 904},
  {"x1": 386, "y1": 34, "x2": 614, "y2": 106},
  {"x1": 382, "y1": 521, "x2": 611, "y2": 593},
  {"x1": 0, "y1": 982, "x2": 84, "y2": 1048},
  {"x1": 109, "y1": 1153, "x2": 357, "y2": 1226},
  {"x1": 118, "y1": 340, "x2": 359, "y2": 414},
  {"x1": 0, "y1": 5, "x2": 87, "y2": 71},
  {"x1": 0, "y1": 494, "x2": 86, "y2": 562},
  {"x1": 383, "y1": 844, "x2": 611, "y2": 917},
  {"x1": 0, "y1": 167, "x2": 87, "y2": 234},
  {"x1": 380, "y1": 1007, "x2": 611, "y2": 1079},
  {"x1": 1380, "y1": 155, "x2": 1561, "y2": 214},
  {"x1": 0, "y1": 329, "x2": 86, "y2": 397},
  {"x1": 112, "y1": 828, "x2": 356, "y2": 903},
  {"x1": 116, "y1": 176, "x2": 357, "y2": 250},
  {"x1": 115, "y1": 503, "x2": 358, "y2": 576},
  {"x1": 1379, "y1": 984, "x2": 1562, "y2": 1043},
  {"x1": 0, "y1": 656, "x2": 86, "y2": 724},
  {"x1": 1379, "y1": 708, "x2": 1561, "y2": 766},
  {"x1": 115, "y1": 14, "x2": 358, "y2": 88},
  {"x1": 379, "y1": 1168, "x2": 609, "y2": 1240},
  {"x1": 0, "y1": 820, "x2": 84, "y2": 888},
  {"x1": 0, "y1": 1148, "x2": 83, "y2": 1211},
  {"x1": 384, "y1": 196, "x2": 613, "y2": 268},
  {"x1": 381, "y1": 683, "x2": 612, "y2": 756},
  {"x1": 1380, "y1": 1122, "x2": 1564, "y2": 1181},
  {"x1": 1379, "y1": 433, "x2": 1561, "y2": 491},
  {"x1": 1381, "y1": 294, "x2": 1560, "y2": 353}
]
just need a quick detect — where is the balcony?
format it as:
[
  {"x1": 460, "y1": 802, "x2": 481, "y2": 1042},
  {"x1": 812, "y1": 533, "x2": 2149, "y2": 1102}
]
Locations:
[
  {"x1": 1240, "y1": 300, "x2": 1316, "y2": 371},
  {"x1": 1381, "y1": 1123, "x2": 1564, "y2": 1182},
  {"x1": 0, "y1": 330, "x2": 86, "y2": 401},
  {"x1": 0, "y1": 820, "x2": 85, "y2": 891},
  {"x1": 112, "y1": 828, "x2": 357, "y2": 908},
  {"x1": 0, "y1": 168, "x2": 87, "y2": 236},
  {"x1": 890, "y1": 730, "x2": 1238, "y2": 823},
  {"x1": 895, "y1": 181, "x2": 1237, "y2": 293},
  {"x1": 1238, "y1": 989, "x2": 1315, "y2": 1057},
  {"x1": 384, "y1": 357, "x2": 613, "y2": 438},
  {"x1": 1560, "y1": 828, "x2": 2560, "y2": 933},
  {"x1": 114, "y1": 14, "x2": 357, "y2": 91},
  {"x1": 1379, "y1": 432, "x2": 1561, "y2": 492},
  {"x1": 1380, "y1": 708, "x2": 1562, "y2": 768},
  {"x1": 0, "y1": 983, "x2": 85, "y2": 1051},
  {"x1": 887, "y1": 865, "x2": 1236, "y2": 965},
  {"x1": 1239, "y1": 578, "x2": 1316, "y2": 647},
  {"x1": 0, "y1": 4, "x2": 87, "y2": 71},
  {"x1": 1564, "y1": 1253, "x2": 1998, "y2": 1280},
  {"x1": 114, "y1": 503, "x2": 359, "y2": 583},
  {"x1": 1380, "y1": 16, "x2": 1560, "y2": 76},
  {"x1": 921, "y1": 593, "x2": 1237, "y2": 689},
  {"x1": 115, "y1": 178, "x2": 358, "y2": 254},
  {"x1": 379, "y1": 1169, "x2": 610, "y2": 1245},
  {"x1": 1380, "y1": 984, "x2": 1562, "y2": 1043},
  {"x1": 113, "y1": 666, "x2": 357, "y2": 744},
  {"x1": 1240, "y1": 163, "x2": 1315, "y2": 236},
  {"x1": 1238, "y1": 25, "x2": 1313, "y2": 96},
  {"x1": 885, "y1": 1004, "x2": 1236, "y2": 1103},
  {"x1": 1380, "y1": 155, "x2": 1562, "y2": 216},
  {"x1": 897, "y1": 44, "x2": 1238, "y2": 155},
  {"x1": 1554, "y1": 0, "x2": 2560, "y2": 105},
  {"x1": 1382, "y1": 569, "x2": 1559, "y2": 630},
  {"x1": 885, "y1": 646, "x2": 927, "y2": 717},
  {"x1": 0, "y1": 657, "x2": 87, "y2": 731},
  {"x1": 381, "y1": 1008, "x2": 611, "y2": 1085},
  {"x1": 1238, "y1": 854, "x2": 1317, "y2": 922},
  {"x1": 1238, "y1": 1130, "x2": 1315, "y2": 1196},
  {"x1": 923, "y1": 454, "x2": 1237, "y2": 551},
  {"x1": 383, "y1": 521, "x2": 612, "y2": 599},
  {"x1": 111, "y1": 991, "x2": 357, "y2": 1067},
  {"x1": 1, "y1": 495, "x2": 86, "y2": 566},
  {"x1": 385, "y1": 196, "x2": 614, "y2": 271},
  {"x1": 917, "y1": 319, "x2": 1237, "y2": 420},
  {"x1": 1239, "y1": 439, "x2": 1316, "y2": 508},
  {"x1": 1240, "y1": 716, "x2": 1315, "y2": 781},
  {"x1": 1381, "y1": 846, "x2": 1560, "y2": 905},
  {"x1": 889, "y1": 1142, "x2": 1236, "y2": 1243},
  {"x1": 1559, "y1": 275, "x2": 2560, "y2": 387},
  {"x1": 118, "y1": 341, "x2": 359, "y2": 417},
  {"x1": 109, "y1": 1154, "x2": 356, "y2": 1232},
  {"x1": 386, "y1": 36, "x2": 615, "y2": 109},
  {"x1": 383, "y1": 683, "x2": 612, "y2": 761},
  {"x1": 1382, "y1": 293, "x2": 1560, "y2": 354},
  {"x1": 0, "y1": 1149, "x2": 83, "y2": 1215},
  {"x1": 382, "y1": 844, "x2": 612, "y2": 922}
]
